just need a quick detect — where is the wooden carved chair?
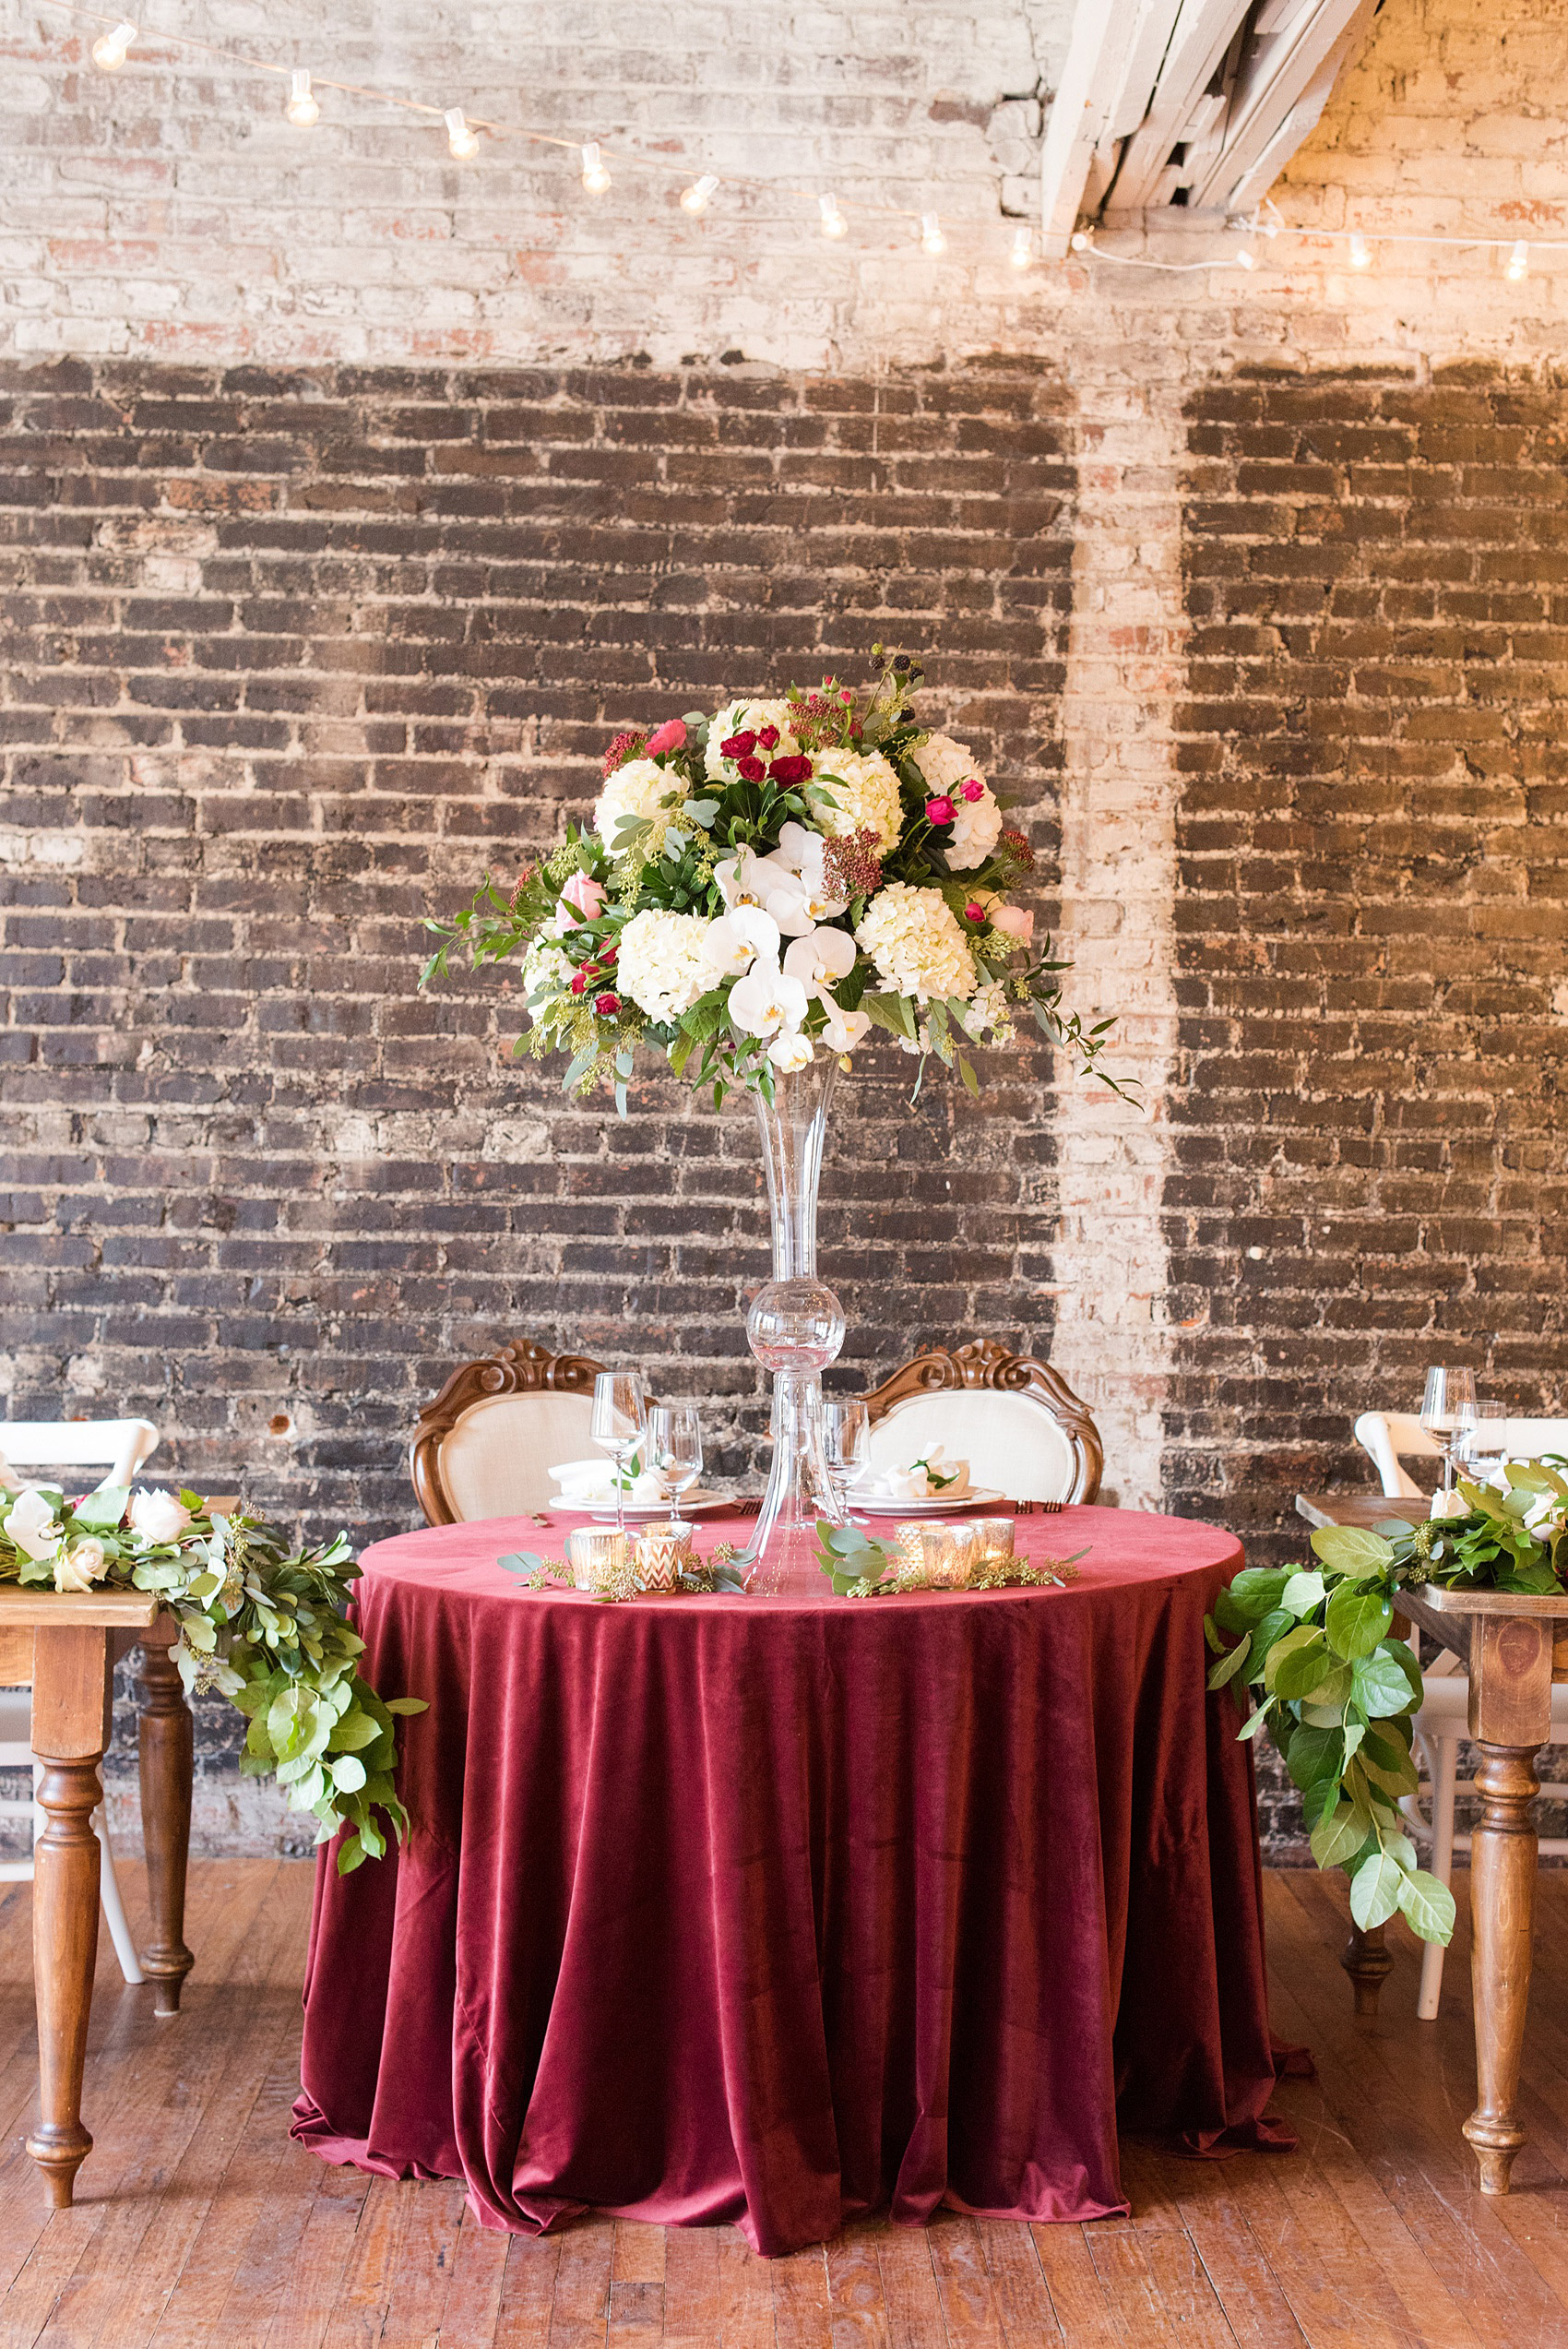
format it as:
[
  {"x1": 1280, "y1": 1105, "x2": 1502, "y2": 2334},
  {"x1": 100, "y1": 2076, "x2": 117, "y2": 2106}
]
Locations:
[
  {"x1": 410, "y1": 1341, "x2": 608, "y2": 1525},
  {"x1": 861, "y1": 1341, "x2": 1102, "y2": 1505}
]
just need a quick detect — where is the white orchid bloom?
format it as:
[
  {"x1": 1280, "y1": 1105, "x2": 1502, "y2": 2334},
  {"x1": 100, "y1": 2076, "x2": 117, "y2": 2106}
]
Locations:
[
  {"x1": 766, "y1": 1029, "x2": 815, "y2": 1071},
  {"x1": 818, "y1": 996, "x2": 873, "y2": 1055},
  {"x1": 783, "y1": 926, "x2": 857, "y2": 990},
  {"x1": 759, "y1": 869, "x2": 821, "y2": 936},
  {"x1": 6, "y1": 1486, "x2": 62, "y2": 1562},
  {"x1": 729, "y1": 959, "x2": 810, "y2": 1041},
  {"x1": 714, "y1": 847, "x2": 774, "y2": 910},
  {"x1": 703, "y1": 902, "x2": 781, "y2": 979},
  {"x1": 774, "y1": 823, "x2": 849, "y2": 918}
]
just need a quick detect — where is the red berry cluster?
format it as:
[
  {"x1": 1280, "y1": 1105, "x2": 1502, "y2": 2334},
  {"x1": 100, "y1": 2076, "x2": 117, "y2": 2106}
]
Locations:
[
  {"x1": 719, "y1": 729, "x2": 813, "y2": 788},
  {"x1": 999, "y1": 828, "x2": 1035, "y2": 871},
  {"x1": 601, "y1": 730, "x2": 647, "y2": 778},
  {"x1": 822, "y1": 827, "x2": 884, "y2": 900}
]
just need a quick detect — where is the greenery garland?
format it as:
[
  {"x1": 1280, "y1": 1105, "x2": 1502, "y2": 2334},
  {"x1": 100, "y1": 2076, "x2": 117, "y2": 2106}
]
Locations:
[
  {"x1": 1206, "y1": 1461, "x2": 1568, "y2": 1947},
  {"x1": 0, "y1": 1482, "x2": 424, "y2": 1875}
]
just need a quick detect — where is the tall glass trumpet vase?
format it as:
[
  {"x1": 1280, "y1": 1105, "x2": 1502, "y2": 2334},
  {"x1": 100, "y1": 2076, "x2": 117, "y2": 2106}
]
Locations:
[{"x1": 742, "y1": 1058, "x2": 848, "y2": 1594}]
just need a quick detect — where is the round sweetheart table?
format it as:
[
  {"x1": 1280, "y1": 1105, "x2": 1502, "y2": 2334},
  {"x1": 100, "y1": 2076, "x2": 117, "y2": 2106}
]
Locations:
[{"x1": 291, "y1": 1504, "x2": 1289, "y2": 2257}]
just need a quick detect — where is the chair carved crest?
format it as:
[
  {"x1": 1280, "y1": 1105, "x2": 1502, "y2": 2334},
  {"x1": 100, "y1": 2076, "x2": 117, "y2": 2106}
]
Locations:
[
  {"x1": 411, "y1": 1340, "x2": 605, "y2": 1527},
  {"x1": 861, "y1": 1339, "x2": 1103, "y2": 1504}
]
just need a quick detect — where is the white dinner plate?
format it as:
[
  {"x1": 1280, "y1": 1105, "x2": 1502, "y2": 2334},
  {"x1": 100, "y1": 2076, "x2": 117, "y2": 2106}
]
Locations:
[
  {"x1": 850, "y1": 1487, "x2": 1005, "y2": 1518},
  {"x1": 567, "y1": 1489, "x2": 736, "y2": 1521}
]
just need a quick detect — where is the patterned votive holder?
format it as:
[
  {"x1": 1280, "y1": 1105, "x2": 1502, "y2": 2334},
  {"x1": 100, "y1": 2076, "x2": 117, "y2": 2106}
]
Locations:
[
  {"x1": 972, "y1": 1517, "x2": 1016, "y2": 1575},
  {"x1": 565, "y1": 1525, "x2": 630, "y2": 1596},
  {"x1": 632, "y1": 1520, "x2": 693, "y2": 1594},
  {"x1": 896, "y1": 1520, "x2": 980, "y2": 1590}
]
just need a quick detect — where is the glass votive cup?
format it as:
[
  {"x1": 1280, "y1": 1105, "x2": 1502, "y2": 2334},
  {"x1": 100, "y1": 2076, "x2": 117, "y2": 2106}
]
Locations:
[
  {"x1": 972, "y1": 1517, "x2": 1015, "y2": 1574},
  {"x1": 896, "y1": 1520, "x2": 980, "y2": 1589},
  {"x1": 565, "y1": 1525, "x2": 630, "y2": 1595},
  {"x1": 633, "y1": 1520, "x2": 693, "y2": 1594}
]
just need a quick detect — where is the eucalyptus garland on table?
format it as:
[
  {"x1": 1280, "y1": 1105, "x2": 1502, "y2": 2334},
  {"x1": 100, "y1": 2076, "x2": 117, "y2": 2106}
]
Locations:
[
  {"x1": 1205, "y1": 1461, "x2": 1568, "y2": 1947},
  {"x1": 0, "y1": 1482, "x2": 424, "y2": 1874},
  {"x1": 814, "y1": 1520, "x2": 1083, "y2": 1595}
]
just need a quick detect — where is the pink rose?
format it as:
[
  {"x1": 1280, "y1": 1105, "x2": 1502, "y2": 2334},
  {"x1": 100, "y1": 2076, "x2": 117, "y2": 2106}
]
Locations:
[
  {"x1": 646, "y1": 718, "x2": 687, "y2": 757},
  {"x1": 925, "y1": 796, "x2": 955, "y2": 826},
  {"x1": 990, "y1": 903, "x2": 1034, "y2": 945},
  {"x1": 961, "y1": 779, "x2": 984, "y2": 803},
  {"x1": 558, "y1": 871, "x2": 606, "y2": 924},
  {"x1": 964, "y1": 901, "x2": 984, "y2": 923}
]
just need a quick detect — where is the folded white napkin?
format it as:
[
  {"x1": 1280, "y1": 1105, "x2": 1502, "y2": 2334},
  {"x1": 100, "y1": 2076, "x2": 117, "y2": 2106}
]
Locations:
[
  {"x1": 550, "y1": 1457, "x2": 671, "y2": 1508},
  {"x1": 859, "y1": 1447, "x2": 972, "y2": 1503}
]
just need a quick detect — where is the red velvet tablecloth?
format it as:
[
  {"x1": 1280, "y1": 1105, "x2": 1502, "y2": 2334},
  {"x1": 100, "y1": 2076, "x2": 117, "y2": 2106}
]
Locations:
[{"x1": 291, "y1": 1505, "x2": 1285, "y2": 2256}]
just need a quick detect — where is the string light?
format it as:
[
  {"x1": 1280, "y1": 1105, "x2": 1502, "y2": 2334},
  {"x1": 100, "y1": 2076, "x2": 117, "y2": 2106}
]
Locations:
[
  {"x1": 1010, "y1": 225, "x2": 1032, "y2": 270},
  {"x1": 1349, "y1": 233, "x2": 1371, "y2": 268},
  {"x1": 284, "y1": 68, "x2": 318, "y2": 129},
  {"x1": 444, "y1": 106, "x2": 479, "y2": 160},
  {"x1": 1507, "y1": 239, "x2": 1529, "y2": 280},
  {"x1": 581, "y1": 140, "x2": 611, "y2": 195},
  {"x1": 1234, "y1": 247, "x2": 1256, "y2": 269},
  {"x1": 680, "y1": 173, "x2": 719, "y2": 215},
  {"x1": 819, "y1": 195, "x2": 847, "y2": 240},
  {"x1": 89, "y1": 18, "x2": 135, "y2": 69},
  {"x1": 921, "y1": 213, "x2": 944, "y2": 256}
]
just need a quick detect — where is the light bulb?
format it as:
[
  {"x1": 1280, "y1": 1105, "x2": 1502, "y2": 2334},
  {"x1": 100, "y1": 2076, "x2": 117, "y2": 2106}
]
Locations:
[
  {"x1": 680, "y1": 173, "x2": 719, "y2": 214},
  {"x1": 1070, "y1": 230, "x2": 1090, "y2": 251},
  {"x1": 1010, "y1": 225, "x2": 1033, "y2": 270},
  {"x1": 1506, "y1": 238, "x2": 1528, "y2": 281},
  {"x1": 445, "y1": 107, "x2": 480, "y2": 160},
  {"x1": 1234, "y1": 246, "x2": 1256, "y2": 270},
  {"x1": 921, "y1": 212, "x2": 944, "y2": 256},
  {"x1": 581, "y1": 141, "x2": 611, "y2": 195},
  {"x1": 819, "y1": 194, "x2": 847, "y2": 240},
  {"x1": 1349, "y1": 232, "x2": 1371, "y2": 268},
  {"x1": 90, "y1": 20, "x2": 137, "y2": 71},
  {"x1": 285, "y1": 69, "x2": 319, "y2": 129}
]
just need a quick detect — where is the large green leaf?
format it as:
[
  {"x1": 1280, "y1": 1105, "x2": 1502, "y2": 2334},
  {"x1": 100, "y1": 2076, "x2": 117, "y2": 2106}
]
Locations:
[
  {"x1": 1225, "y1": 1567, "x2": 1292, "y2": 1619},
  {"x1": 1280, "y1": 1568, "x2": 1325, "y2": 1617},
  {"x1": 1284, "y1": 1723, "x2": 1344, "y2": 1795},
  {"x1": 70, "y1": 1486, "x2": 129, "y2": 1531},
  {"x1": 1206, "y1": 1638, "x2": 1252, "y2": 1690},
  {"x1": 1349, "y1": 1849, "x2": 1406, "y2": 1930},
  {"x1": 1311, "y1": 1797, "x2": 1372, "y2": 1870},
  {"x1": 1324, "y1": 1581, "x2": 1393, "y2": 1663},
  {"x1": 1396, "y1": 1869, "x2": 1457, "y2": 1946},
  {"x1": 1265, "y1": 1625, "x2": 1330, "y2": 1699},
  {"x1": 1351, "y1": 1649, "x2": 1420, "y2": 1720},
  {"x1": 1310, "y1": 1525, "x2": 1395, "y2": 1580}
]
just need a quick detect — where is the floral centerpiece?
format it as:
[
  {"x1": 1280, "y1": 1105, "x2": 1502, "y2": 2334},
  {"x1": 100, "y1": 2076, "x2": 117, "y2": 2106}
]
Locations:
[
  {"x1": 423, "y1": 650, "x2": 1123, "y2": 1589},
  {"x1": 0, "y1": 1479, "x2": 422, "y2": 1873},
  {"x1": 1205, "y1": 1460, "x2": 1568, "y2": 1946}
]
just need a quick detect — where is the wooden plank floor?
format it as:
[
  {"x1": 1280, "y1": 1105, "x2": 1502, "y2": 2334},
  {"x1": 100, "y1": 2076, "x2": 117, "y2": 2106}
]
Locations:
[{"x1": 0, "y1": 1865, "x2": 1565, "y2": 2346}]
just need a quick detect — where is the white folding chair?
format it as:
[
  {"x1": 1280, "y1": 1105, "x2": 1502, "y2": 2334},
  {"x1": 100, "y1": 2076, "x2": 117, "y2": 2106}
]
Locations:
[
  {"x1": 0, "y1": 1417, "x2": 160, "y2": 1986},
  {"x1": 1355, "y1": 1410, "x2": 1568, "y2": 1497}
]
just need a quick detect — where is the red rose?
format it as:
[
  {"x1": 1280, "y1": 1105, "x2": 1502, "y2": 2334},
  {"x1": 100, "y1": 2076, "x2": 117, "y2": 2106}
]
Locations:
[
  {"x1": 738, "y1": 755, "x2": 766, "y2": 781},
  {"x1": 758, "y1": 725, "x2": 779, "y2": 750},
  {"x1": 925, "y1": 796, "x2": 956, "y2": 826},
  {"x1": 599, "y1": 943, "x2": 617, "y2": 963},
  {"x1": 570, "y1": 972, "x2": 587, "y2": 995},
  {"x1": 964, "y1": 901, "x2": 984, "y2": 923},
  {"x1": 768, "y1": 753, "x2": 813, "y2": 785},
  {"x1": 720, "y1": 731, "x2": 757, "y2": 759},
  {"x1": 594, "y1": 993, "x2": 621, "y2": 1016}
]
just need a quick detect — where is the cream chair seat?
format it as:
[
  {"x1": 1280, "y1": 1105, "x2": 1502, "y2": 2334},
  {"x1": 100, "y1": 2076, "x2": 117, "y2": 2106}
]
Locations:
[
  {"x1": 861, "y1": 1341, "x2": 1101, "y2": 1505},
  {"x1": 1355, "y1": 1411, "x2": 1568, "y2": 1497},
  {"x1": 410, "y1": 1341, "x2": 610, "y2": 1524},
  {"x1": 0, "y1": 1416, "x2": 160, "y2": 1986}
]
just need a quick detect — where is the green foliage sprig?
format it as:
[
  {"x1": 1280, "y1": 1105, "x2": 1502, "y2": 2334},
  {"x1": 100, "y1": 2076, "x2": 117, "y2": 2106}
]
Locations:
[
  {"x1": 814, "y1": 1520, "x2": 1082, "y2": 1595},
  {"x1": 1206, "y1": 1461, "x2": 1568, "y2": 1946},
  {"x1": 0, "y1": 1483, "x2": 424, "y2": 1875}
]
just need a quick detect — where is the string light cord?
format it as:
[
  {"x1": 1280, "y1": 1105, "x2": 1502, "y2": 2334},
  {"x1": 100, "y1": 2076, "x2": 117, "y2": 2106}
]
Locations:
[{"x1": 27, "y1": 0, "x2": 1039, "y2": 260}]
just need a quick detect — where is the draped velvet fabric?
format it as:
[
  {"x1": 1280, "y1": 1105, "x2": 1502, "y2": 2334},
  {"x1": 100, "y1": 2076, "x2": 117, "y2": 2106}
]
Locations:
[{"x1": 291, "y1": 1505, "x2": 1286, "y2": 2257}]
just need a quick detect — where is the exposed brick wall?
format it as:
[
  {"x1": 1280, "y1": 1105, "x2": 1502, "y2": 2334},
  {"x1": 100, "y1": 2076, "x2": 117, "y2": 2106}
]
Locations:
[
  {"x1": 0, "y1": 354, "x2": 1073, "y2": 1539},
  {"x1": 1174, "y1": 364, "x2": 1568, "y2": 1847}
]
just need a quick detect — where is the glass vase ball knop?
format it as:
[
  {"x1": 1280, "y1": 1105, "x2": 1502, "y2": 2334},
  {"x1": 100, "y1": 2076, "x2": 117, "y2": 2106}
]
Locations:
[{"x1": 742, "y1": 1056, "x2": 847, "y2": 1595}]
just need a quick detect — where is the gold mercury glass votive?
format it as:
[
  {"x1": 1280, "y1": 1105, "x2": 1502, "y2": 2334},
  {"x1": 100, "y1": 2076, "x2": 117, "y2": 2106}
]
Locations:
[
  {"x1": 565, "y1": 1525, "x2": 630, "y2": 1595},
  {"x1": 632, "y1": 1520, "x2": 693, "y2": 1594},
  {"x1": 972, "y1": 1517, "x2": 1015, "y2": 1574},
  {"x1": 895, "y1": 1520, "x2": 980, "y2": 1589}
]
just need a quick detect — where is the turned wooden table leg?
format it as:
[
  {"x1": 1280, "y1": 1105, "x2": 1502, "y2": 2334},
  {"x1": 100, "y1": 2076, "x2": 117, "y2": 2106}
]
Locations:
[
  {"x1": 1340, "y1": 1919, "x2": 1393, "y2": 2017},
  {"x1": 1464, "y1": 1739, "x2": 1540, "y2": 2195},
  {"x1": 137, "y1": 1631, "x2": 194, "y2": 2016},
  {"x1": 26, "y1": 1625, "x2": 113, "y2": 2208}
]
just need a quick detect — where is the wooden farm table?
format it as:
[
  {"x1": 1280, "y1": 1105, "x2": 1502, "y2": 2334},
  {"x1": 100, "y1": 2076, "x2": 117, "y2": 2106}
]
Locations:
[
  {"x1": 0, "y1": 1590, "x2": 194, "y2": 2207},
  {"x1": 1296, "y1": 1490, "x2": 1565, "y2": 2194}
]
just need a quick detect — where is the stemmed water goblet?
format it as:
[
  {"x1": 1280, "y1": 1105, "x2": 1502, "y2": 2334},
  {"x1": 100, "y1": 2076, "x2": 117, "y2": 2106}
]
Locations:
[
  {"x1": 1420, "y1": 1365, "x2": 1478, "y2": 1496},
  {"x1": 647, "y1": 1403, "x2": 703, "y2": 1531},
  {"x1": 591, "y1": 1370, "x2": 647, "y2": 1539},
  {"x1": 1457, "y1": 1399, "x2": 1509, "y2": 1489},
  {"x1": 825, "y1": 1399, "x2": 870, "y2": 1521}
]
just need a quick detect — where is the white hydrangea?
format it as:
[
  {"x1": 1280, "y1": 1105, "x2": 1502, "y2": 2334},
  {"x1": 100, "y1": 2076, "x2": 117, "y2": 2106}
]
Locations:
[
  {"x1": 912, "y1": 733, "x2": 1003, "y2": 871},
  {"x1": 522, "y1": 936, "x2": 575, "y2": 1013},
  {"x1": 854, "y1": 882, "x2": 977, "y2": 1006},
  {"x1": 594, "y1": 757, "x2": 686, "y2": 842},
  {"x1": 706, "y1": 698, "x2": 802, "y2": 778},
  {"x1": 808, "y1": 748, "x2": 904, "y2": 854},
  {"x1": 617, "y1": 909, "x2": 711, "y2": 1024},
  {"x1": 955, "y1": 980, "x2": 1016, "y2": 1046}
]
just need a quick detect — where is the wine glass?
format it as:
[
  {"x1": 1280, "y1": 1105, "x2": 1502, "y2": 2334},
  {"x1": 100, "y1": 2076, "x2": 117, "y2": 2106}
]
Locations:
[
  {"x1": 590, "y1": 1371, "x2": 647, "y2": 1538},
  {"x1": 825, "y1": 1399, "x2": 870, "y2": 1519},
  {"x1": 648, "y1": 1403, "x2": 703, "y2": 1530},
  {"x1": 1420, "y1": 1366, "x2": 1477, "y2": 1494},
  {"x1": 1458, "y1": 1400, "x2": 1509, "y2": 1487}
]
